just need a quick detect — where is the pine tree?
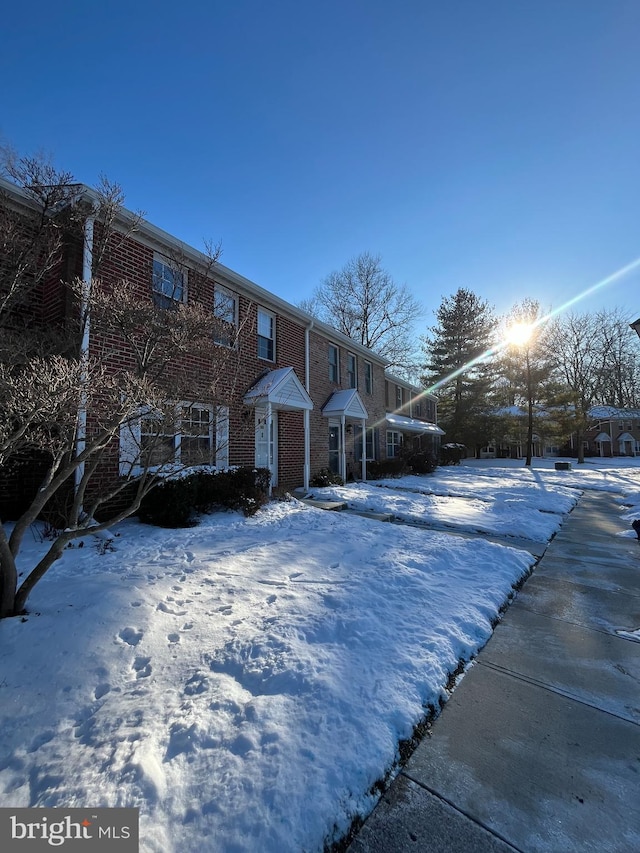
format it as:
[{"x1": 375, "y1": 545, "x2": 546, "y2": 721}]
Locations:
[
  {"x1": 496, "y1": 299, "x2": 555, "y2": 465},
  {"x1": 422, "y1": 289, "x2": 497, "y2": 451}
]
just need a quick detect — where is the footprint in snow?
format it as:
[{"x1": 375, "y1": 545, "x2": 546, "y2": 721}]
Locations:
[
  {"x1": 157, "y1": 601, "x2": 187, "y2": 616},
  {"x1": 266, "y1": 594, "x2": 277, "y2": 604},
  {"x1": 118, "y1": 627, "x2": 143, "y2": 646},
  {"x1": 217, "y1": 605, "x2": 233, "y2": 615},
  {"x1": 132, "y1": 657, "x2": 152, "y2": 679},
  {"x1": 167, "y1": 633, "x2": 180, "y2": 644},
  {"x1": 94, "y1": 683, "x2": 111, "y2": 700}
]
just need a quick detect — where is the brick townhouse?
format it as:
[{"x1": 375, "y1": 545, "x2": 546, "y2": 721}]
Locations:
[
  {"x1": 585, "y1": 406, "x2": 640, "y2": 458},
  {"x1": 0, "y1": 175, "x2": 442, "y2": 506}
]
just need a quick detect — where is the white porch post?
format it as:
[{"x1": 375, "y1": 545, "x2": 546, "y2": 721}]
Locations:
[
  {"x1": 340, "y1": 415, "x2": 346, "y2": 482},
  {"x1": 266, "y1": 402, "x2": 273, "y2": 495},
  {"x1": 303, "y1": 409, "x2": 310, "y2": 491},
  {"x1": 361, "y1": 418, "x2": 367, "y2": 481}
]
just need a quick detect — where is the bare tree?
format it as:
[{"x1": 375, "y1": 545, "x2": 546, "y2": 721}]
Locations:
[
  {"x1": 0, "y1": 154, "x2": 236, "y2": 618},
  {"x1": 301, "y1": 252, "x2": 422, "y2": 376},
  {"x1": 591, "y1": 308, "x2": 640, "y2": 408},
  {"x1": 545, "y1": 311, "x2": 604, "y2": 464}
]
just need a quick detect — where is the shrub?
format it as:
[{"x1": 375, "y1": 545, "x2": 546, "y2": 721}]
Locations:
[
  {"x1": 403, "y1": 449, "x2": 438, "y2": 474},
  {"x1": 366, "y1": 458, "x2": 407, "y2": 480},
  {"x1": 310, "y1": 468, "x2": 344, "y2": 487},
  {"x1": 138, "y1": 474, "x2": 200, "y2": 527},
  {"x1": 138, "y1": 466, "x2": 271, "y2": 527},
  {"x1": 194, "y1": 466, "x2": 271, "y2": 517},
  {"x1": 440, "y1": 443, "x2": 466, "y2": 465}
]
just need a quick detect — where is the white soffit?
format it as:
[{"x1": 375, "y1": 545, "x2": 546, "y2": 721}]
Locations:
[
  {"x1": 322, "y1": 389, "x2": 369, "y2": 419},
  {"x1": 244, "y1": 368, "x2": 313, "y2": 411}
]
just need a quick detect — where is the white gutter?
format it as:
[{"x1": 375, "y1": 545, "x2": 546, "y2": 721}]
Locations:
[
  {"x1": 303, "y1": 319, "x2": 314, "y2": 491},
  {"x1": 74, "y1": 214, "x2": 95, "y2": 494}
]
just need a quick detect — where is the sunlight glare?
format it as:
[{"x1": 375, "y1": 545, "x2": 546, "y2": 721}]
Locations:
[{"x1": 504, "y1": 321, "x2": 534, "y2": 347}]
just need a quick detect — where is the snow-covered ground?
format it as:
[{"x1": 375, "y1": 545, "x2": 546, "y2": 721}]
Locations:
[{"x1": 1, "y1": 458, "x2": 639, "y2": 852}]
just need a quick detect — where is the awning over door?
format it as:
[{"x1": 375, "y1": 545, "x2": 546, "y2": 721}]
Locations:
[
  {"x1": 244, "y1": 367, "x2": 313, "y2": 411},
  {"x1": 322, "y1": 389, "x2": 368, "y2": 419},
  {"x1": 386, "y1": 413, "x2": 445, "y2": 435}
]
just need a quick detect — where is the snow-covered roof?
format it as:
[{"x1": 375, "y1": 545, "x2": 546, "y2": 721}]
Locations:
[
  {"x1": 589, "y1": 406, "x2": 640, "y2": 420},
  {"x1": 244, "y1": 368, "x2": 313, "y2": 411},
  {"x1": 322, "y1": 389, "x2": 368, "y2": 419},
  {"x1": 386, "y1": 413, "x2": 445, "y2": 435}
]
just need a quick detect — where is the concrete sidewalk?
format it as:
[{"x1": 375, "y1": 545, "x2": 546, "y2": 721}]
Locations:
[{"x1": 347, "y1": 490, "x2": 640, "y2": 853}]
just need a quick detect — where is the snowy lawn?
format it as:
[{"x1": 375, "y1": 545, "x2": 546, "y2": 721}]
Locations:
[
  {"x1": 1, "y1": 458, "x2": 638, "y2": 852},
  {"x1": 307, "y1": 476, "x2": 581, "y2": 543}
]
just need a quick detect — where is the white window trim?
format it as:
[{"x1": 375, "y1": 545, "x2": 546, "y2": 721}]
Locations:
[
  {"x1": 347, "y1": 352, "x2": 357, "y2": 389},
  {"x1": 257, "y1": 307, "x2": 276, "y2": 362},
  {"x1": 386, "y1": 429, "x2": 403, "y2": 458},
  {"x1": 119, "y1": 403, "x2": 229, "y2": 475},
  {"x1": 152, "y1": 253, "x2": 187, "y2": 305},
  {"x1": 213, "y1": 285, "x2": 238, "y2": 347},
  {"x1": 328, "y1": 344, "x2": 340, "y2": 383}
]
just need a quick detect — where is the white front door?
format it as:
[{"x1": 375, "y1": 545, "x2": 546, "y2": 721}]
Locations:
[{"x1": 256, "y1": 409, "x2": 278, "y2": 486}]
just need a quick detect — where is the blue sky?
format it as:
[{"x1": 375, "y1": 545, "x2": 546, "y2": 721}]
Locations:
[{"x1": 2, "y1": 0, "x2": 639, "y2": 333}]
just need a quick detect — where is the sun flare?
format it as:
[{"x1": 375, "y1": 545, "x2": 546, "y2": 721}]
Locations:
[{"x1": 504, "y1": 321, "x2": 534, "y2": 346}]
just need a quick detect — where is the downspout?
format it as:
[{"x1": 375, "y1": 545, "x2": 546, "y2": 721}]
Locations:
[
  {"x1": 303, "y1": 320, "x2": 314, "y2": 491},
  {"x1": 74, "y1": 213, "x2": 95, "y2": 498}
]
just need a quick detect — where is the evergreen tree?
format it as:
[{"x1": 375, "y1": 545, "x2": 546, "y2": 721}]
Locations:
[
  {"x1": 497, "y1": 299, "x2": 555, "y2": 465},
  {"x1": 422, "y1": 289, "x2": 497, "y2": 451}
]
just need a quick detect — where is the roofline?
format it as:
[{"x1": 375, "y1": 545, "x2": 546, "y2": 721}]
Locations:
[
  {"x1": 0, "y1": 176, "x2": 388, "y2": 366},
  {"x1": 384, "y1": 371, "x2": 437, "y2": 400}
]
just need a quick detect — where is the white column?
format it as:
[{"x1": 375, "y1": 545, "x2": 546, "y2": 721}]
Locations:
[
  {"x1": 303, "y1": 408, "x2": 310, "y2": 491},
  {"x1": 361, "y1": 419, "x2": 367, "y2": 481},
  {"x1": 266, "y1": 402, "x2": 273, "y2": 495},
  {"x1": 340, "y1": 415, "x2": 346, "y2": 482}
]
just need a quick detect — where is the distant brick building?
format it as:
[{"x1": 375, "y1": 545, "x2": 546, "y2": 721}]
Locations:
[{"x1": 586, "y1": 407, "x2": 640, "y2": 458}]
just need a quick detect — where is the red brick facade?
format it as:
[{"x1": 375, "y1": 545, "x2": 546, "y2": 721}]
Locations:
[{"x1": 1, "y1": 178, "x2": 441, "y2": 505}]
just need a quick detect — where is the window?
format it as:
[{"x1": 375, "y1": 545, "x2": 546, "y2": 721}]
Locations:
[
  {"x1": 387, "y1": 430, "x2": 402, "y2": 458},
  {"x1": 355, "y1": 426, "x2": 377, "y2": 461},
  {"x1": 257, "y1": 309, "x2": 275, "y2": 361},
  {"x1": 152, "y1": 256, "x2": 184, "y2": 308},
  {"x1": 140, "y1": 411, "x2": 176, "y2": 467},
  {"x1": 395, "y1": 386, "x2": 402, "y2": 409},
  {"x1": 364, "y1": 361, "x2": 373, "y2": 395},
  {"x1": 413, "y1": 400, "x2": 422, "y2": 417},
  {"x1": 213, "y1": 286, "x2": 238, "y2": 347},
  {"x1": 328, "y1": 344, "x2": 339, "y2": 383},
  {"x1": 347, "y1": 353, "x2": 357, "y2": 389},
  {"x1": 179, "y1": 404, "x2": 214, "y2": 465},
  {"x1": 120, "y1": 404, "x2": 229, "y2": 474}
]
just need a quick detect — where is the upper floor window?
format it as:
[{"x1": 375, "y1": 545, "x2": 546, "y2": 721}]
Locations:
[
  {"x1": 152, "y1": 256, "x2": 184, "y2": 309},
  {"x1": 347, "y1": 353, "x2": 357, "y2": 389},
  {"x1": 329, "y1": 344, "x2": 339, "y2": 383},
  {"x1": 413, "y1": 400, "x2": 422, "y2": 417},
  {"x1": 213, "y1": 286, "x2": 238, "y2": 347},
  {"x1": 395, "y1": 385, "x2": 402, "y2": 409},
  {"x1": 257, "y1": 308, "x2": 275, "y2": 361},
  {"x1": 364, "y1": 361, "x2": 373, "y2": 395}
]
